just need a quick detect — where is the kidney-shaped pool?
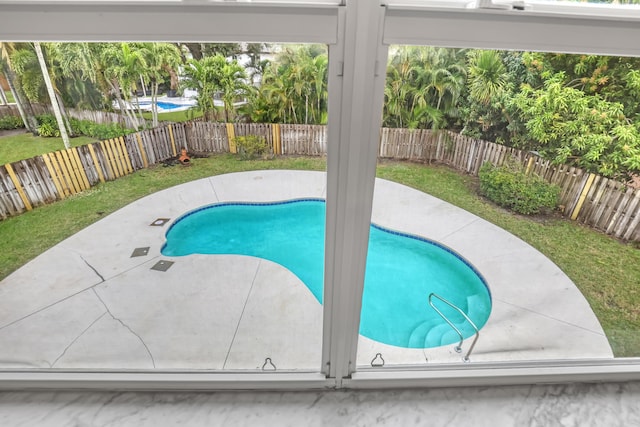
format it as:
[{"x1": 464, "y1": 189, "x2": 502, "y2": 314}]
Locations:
[{"x1": 162, "y1": 199, "x2": 491, "y2": 349}]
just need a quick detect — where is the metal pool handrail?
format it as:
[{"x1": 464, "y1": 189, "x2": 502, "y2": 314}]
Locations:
[{"x1": 428, "y1": 293, "x2": 480, "y2": 362}]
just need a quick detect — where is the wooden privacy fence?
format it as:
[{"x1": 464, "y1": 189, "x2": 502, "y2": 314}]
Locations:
[
  {"x1": 1, "y1": 121, "x2": 639, "y2": 242},
  {"x1": 0, "y1": 123, "x2": 184, "y2": 219},
  {"x1": 377, "y1": 128, "x2": 640, "y2": 242},
  {"x1": 0, "y1": 104, "x2": 145, "y2": 128},
  {"x1": 66, "y1": 108, "x2": 143, "y2": 128},
  {"x1": 0, "y1": 103, "x2": 51, "y2": 118}
]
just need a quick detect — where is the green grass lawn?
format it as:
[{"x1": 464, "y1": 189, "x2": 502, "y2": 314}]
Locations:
[
  {"x1": 0, "y1": 154, "x2": 639, "y2": 357},
  {"x1": 0, "y1": 107, "x2": 199, "y2": 166},
  {"x1": 0, "y1": 133, "x2": 97, "y2": 165},
  {"x1": 2, "y1": 90, "x2": 15, "y2": 103}
]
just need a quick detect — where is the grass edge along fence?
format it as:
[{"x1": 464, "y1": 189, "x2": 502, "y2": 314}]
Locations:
[
  {"x1": 0, "y1": 104, "x2": 144, "y2": 129},
  {"x1": 1, "y1": 121, "x2": 639, "y2": 242}
]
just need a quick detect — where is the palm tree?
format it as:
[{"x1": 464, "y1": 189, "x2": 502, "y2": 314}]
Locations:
[
  {"x1": 0, "y1": 42, "x2": 39, "y2": 134},
  {"x1": 384, "y1": 66, "x2": 412, "y2": 128},
  {"x1": 244, "y1": 42, "x2": 269, "y2": 86},
  {"x1": 182, "y1": 54, "x2": 251, "y2": 122},
  {"x1": 252, "y1": 72, "x2": 290, "y2": 123},
  {"x1": 249, "y1": 45, "x2": 328, "y2": 125},
  {"x1": 412, "y1": 48, "x2": 467, "y2": 127},
  {"x1": 34, "y1": 42, "x2": 70, "y2": 148},
  {"x1": 102, "y1": 43, "x2": 147, "y2": 129},
  {"x1": 383, "y1": 46, "x2": 467, "y2": 130},
  {"x1": 181, "y1": 55, "x2": 224, "y2": 121},
  {"x1": 218, "y1": 59, "x2": 251, "y2": 122},
  {"x1": 467, "y1": 50, "x2": 508, "y2": 105},
  {"x1": 384, "y1": 46, "x2": 417, "y2": 128},
  {"x1": 28, "y1": 43, "x2": 80, "y2": 137},
  {"x1": 51, "y1": 42, "x2": 109, "y2": 111},
  {"x1": 141, "y1": 43, "x2": 182, "y2": 127}
]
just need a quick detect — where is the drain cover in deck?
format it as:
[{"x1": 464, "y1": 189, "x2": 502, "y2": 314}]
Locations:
[
  {"x1": 150, "y1": 218, "x2": 170, "y2": 226},
  {"x1": 130, "y1": 247, "x2": 150, "y2": 258},
  {"x1": 151, "y1": 260, "x2": 174, "y2": 272}
]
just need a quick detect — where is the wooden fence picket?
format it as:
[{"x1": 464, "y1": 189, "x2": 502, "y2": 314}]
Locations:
[{"x1": 1, "y1": 120, "x2": 640, "y2": 242}]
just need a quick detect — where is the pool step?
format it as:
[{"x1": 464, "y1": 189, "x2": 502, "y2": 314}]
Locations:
[
  {"x1": 409, "y1": 293, "x2": 489, "y2": 348},
  {"x1": 407, "y1": 319, "x2": 441, "y2": 348},
  {"x1": 426, "y1": 322, "x2": 456, "y2": 346}
]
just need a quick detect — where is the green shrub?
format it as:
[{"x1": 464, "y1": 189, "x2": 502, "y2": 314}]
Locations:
[
  {"x1": 478, "y1": 161, "x2": 560, "y2": 215},
  {"x1": 0, "y1": 115, "x2": 24, "y2": 130},
  {"x1": 36, "y1": 115, "x2": 134, "y2": 140},
  {"x1": 70, "y1": 117, "x2": 94, "y2": 136},
  {"x1": 36, "y1": 114, "x2": 60, "y2": 137},
  {"x1": 75, "y1": 120, "x2": 132, "y2": 140},
  {"x1": 234, "y1": 135, "x2": 272, "y2": 160}
]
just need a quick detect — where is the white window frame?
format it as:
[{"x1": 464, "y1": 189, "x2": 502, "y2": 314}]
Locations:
[{"x1": 1, "y1": 0, "x2": 640, "y2": 390}]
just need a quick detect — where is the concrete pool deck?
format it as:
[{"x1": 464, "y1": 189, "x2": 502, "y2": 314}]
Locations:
[{"x1": 0, "y1": 170, "x2": 612, "y2": 370}]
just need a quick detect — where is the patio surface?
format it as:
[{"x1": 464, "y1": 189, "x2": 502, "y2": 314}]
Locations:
[{"x1": 0, "y1": 170, "x2": 613, "y2": 371}]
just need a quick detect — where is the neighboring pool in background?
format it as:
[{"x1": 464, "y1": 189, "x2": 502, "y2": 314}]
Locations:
[
  {"x1": 156, "y1": 101, "x2": 188, "y2": 110},
  {"x1": 136, "y1": 100, "x2": 194, "y2": 111},
  {"x1": 161, "y1": 199, "x2": 492, "y2": 349}
]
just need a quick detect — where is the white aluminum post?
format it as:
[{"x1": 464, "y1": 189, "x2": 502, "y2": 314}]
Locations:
[{"x1": 323, "y1": 0, "x2": 388, "y2": 381}]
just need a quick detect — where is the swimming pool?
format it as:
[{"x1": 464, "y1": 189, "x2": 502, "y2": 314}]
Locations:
[
  {"x1": 137, "y1": 101, "x2": 194, "y2": 111},
  {"x1": 162, "y1": 199, "x2": 492, "y2": 349},
  {"x1": 156, "y1": 101, "x2": 188, "y2": 110}
]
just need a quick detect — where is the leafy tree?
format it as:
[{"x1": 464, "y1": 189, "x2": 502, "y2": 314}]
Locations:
[
  {"x1": 9, "y1": 47, "x2": 44, "y2": 102},
  {"x1": 8, "y1": 43, "x2": 77, "y2": 139},
  {"x1": 249, "y1": 45, "x2": 328, "y2": 124},
  {"x1": 34, "y1": 42, "x2": 71, "y2": 148},
  {"x1": 182, "y1": 54, "x2": 251, "y2": 122},
  {"x1": 383, "y1": 46, "x2": 466, "y2": 129},
  {"x1": 49, "y1": 42, "x2": 108, "y2": 111},
  {"x1": 461, "y1": 50, "x2": 522, "y2": 144},
  {"x1": 467, "y1": 50, "x2": 508, "y2": 105},
  {"x1": 177, "y1": 43, "x2": 242, "y2": 61},
  {"x1": 521, "y1": 52, "x2": 640, "y2": 120},
  {"x1": 101, "y1": 43, "x2": 148, "y2": 129},
  {"x1": 244, "y1": 42, "x2": 270, "y2": 85},
  {"x1": 512, "y1": 72, "x2": 640, "y2": 178},
  {"x1": 140, "y1": 42, "x2": 182, "y2": 127},
  {"x1": 218, "y1": 58, "x2": 252, "y2": 122},
  {"x1": 0, "y1": 42, "x2": 38, "y2": 133}
]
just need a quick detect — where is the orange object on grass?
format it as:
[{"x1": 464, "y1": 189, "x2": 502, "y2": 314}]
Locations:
[{"x1": 179, "y1": 148, "x2": 191, "y2": 166}]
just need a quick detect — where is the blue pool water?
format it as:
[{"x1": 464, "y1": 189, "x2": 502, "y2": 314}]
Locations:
[
  {"x1": 161, "y1": 199, "x2": 492, "y2": 349},
  {"x1": 156, "y1": 101, "x2": 186, "y2": 110},
  {"x1": 138, "y1": 101, "x2": 190, "y2": 111}
]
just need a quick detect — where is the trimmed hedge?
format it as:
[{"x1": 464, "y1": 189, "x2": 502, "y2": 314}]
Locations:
[{"x1": 479, "y1": 161, "x2": 560, "y2": 215}]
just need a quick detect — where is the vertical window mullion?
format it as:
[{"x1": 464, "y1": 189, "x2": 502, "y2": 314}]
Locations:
[{"x1": 323, "y1": 0, "x2": 388, "y2": 381}]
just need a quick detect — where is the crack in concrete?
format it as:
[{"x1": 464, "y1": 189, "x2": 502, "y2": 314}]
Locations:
[
  {"x1": 80, "y1": 255, "x2": 105, "y2": 283},
  {"x1": 92, "y1": 289, "x2": 157, "y2": 368},
  {"x1": 58, "y1": 246, "x2": 106, "y2": 284},
  {"x1": 51, "y1": 312, "x2": 108, "y2": 368},
  {"x1": 209, "y1": 178, "x2": 220, "y2": 201},
  {"x1": 0, "y1": 256, "x2": 160, "y2": 332},
  {"x1": 223, "y1": 260, "x2": 262, "y2": 370},
  {"x1": 438, "y1": 217, "x2": 481, "y2": 241}
]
